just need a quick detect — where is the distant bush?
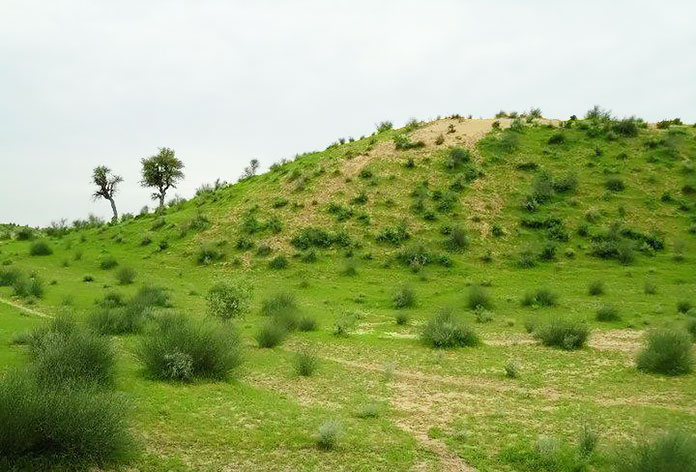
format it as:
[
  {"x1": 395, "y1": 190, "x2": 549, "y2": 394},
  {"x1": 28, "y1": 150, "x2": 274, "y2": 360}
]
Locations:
[
  {"x1": 88, "y1": 303, "x2": 148, "y2": 335},
  {"x1": 395, "y1": 312, "x2": 409, "y2": 325},
  {"x1": 393, "y1": 134, "x2": 425, "y2": 150},
  {"x1": 588, "y1": 280, "x2": 605, "y2": 296},
  {"x1": 115, "y1": 267, "x2": 136, "y2": 285},
  {"x1": 294, "y1": 348, "x2": 318, "y2": 376},
  {"x1": 612, "y1": 119, "x2": 639, "y2": 137},
  {"x1": 421, "y1": 309, "x2": 480, "y2": 348},
  {"x1": 316, "y1": 419, "x2": 343, "y2": 450},
  {"x1": 29, "y1": 241, "x2": 52, "y2": 256},
  {"x1": 397, "y1": 244, "x2": 451, "y2": 272},
  {"x1": 297, "y1": 316, "x2": 318, "y2": 332},
  {"x1": 547, "y1": 132, "x2": 565, "y2": 144},
  {"x1": 466, "y1": 285, "x2": 493, "y2": 310},
  {"x1": 677, "y1": 300, "x2": 693, "y2": 314},
  {"x1": 685, "y1": 319, "x2": 696, "y2": 341},
  {"x1": 0, "y1": 267, "x2": 21, "y2": 287},
  {"x1": 446, "y1": 147, "x2": 471, "y2": 169},
  {"x1": 333, "y1": 312, "x2": 358, "y2": 336},
  {"x1": 533, "y1": 318, "x2": 589, "y2": 350},
  {"x1": 99, "y1": 257, "x2": 118, "y2": 270},
  {"x1": 137, "y1": 314, "x2": 242, "y2": 381},
  {"x1": 637, "y1": 329, "x2": 693, "y2": 375},
  {"x1": 521, "y1": 288, "x2": 558, "y2": 307},
  {"x1": 605, "y1": 177, "x2": 625, "y2": 192},
  {"x1": 196, "y1": 244, "x2": 225, "y2": 264},
  {"x1": 504, "y1": 360, "x2": 520, "y2": 379},
  {"x1": 444, "y1": 225, "x2": 470, "y2": 252},
  {"x1": 393, "y1": 286, "x2": 416, "y2": 309},
  {"x1": 255, "y1": 321, "x2": 287, "y2": 348},
  {"x1": 261, "y1": 292, "x2": 298, "y2": 327},
  {"x1": 28, "y1": 317, "x2": 115, "y2": 387},
  {"x1": 268, "y1": 255, "x2": 288, "y2": 269},
  {"x1": 15, "y1": 227, "x2": 34, "y2": 240},
  {"x1": 12, "y1": 274, "x2": 44, "y2": 299},
  {"x1": 0, "y1": 370, "x2": 131, "y2": 465},
  {"x1": 596, "y1": 304, "x2": 620, "y2": 322},
  {"x1": 615, "y1": 429, "x2": 696, "y2": 472},
  {"x1": 206, "y1": 281, "x2": 252, "y2": 320},
  {"x1": 376, "y1": 121, "x2": 393, "y2": 133},
  {"x1": 376, "y1": 222, "x2": 410, "y2": 245}
]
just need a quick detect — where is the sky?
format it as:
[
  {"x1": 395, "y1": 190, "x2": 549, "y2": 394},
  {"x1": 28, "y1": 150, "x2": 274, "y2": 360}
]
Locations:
[{"x1": 1, "y1": 0, "x2": 695, "y2": 227}]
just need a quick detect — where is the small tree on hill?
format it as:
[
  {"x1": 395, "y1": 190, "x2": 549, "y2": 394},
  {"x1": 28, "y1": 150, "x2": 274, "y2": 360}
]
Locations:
[
  {"x1": 92, "y1": 166, "x2": 123, "y2": 222},
  {"x1": 240, "y1": 159, "x2": 260, "y2": 180},
  {"x1": 140, "y1": 148, "x2": 184, "y2": 208}
]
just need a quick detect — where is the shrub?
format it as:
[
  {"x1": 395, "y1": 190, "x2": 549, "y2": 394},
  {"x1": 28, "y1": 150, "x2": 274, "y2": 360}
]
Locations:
[
  {"x1": 588, "y1": 280, "x2": 605, "y2": 296},
  {"x1": 298, "y1": 316, "x2": 318, "y2": 332},
  {"x1": 605, "y1": 177, "x2": 625, "y2": 192},
  {"x1": 444, "y1": 225, "x2": 470, "y2": 252},
  {"x1": 393, "y1": 286, "x2": 416, "y2": 309},
  {"x1": 376, "y1": 222, "x2": 410, "y2": 245},
  {"x1": 333, "y1": 312, "x2": 358, "y2": 336},
  {"x1": 294, "y1": 348, "x2": 318, "y2": 376},
  {"x1": 29, "y1": 241, "x2": 52, "y2": 256},
  {"x1": 521, "y1": 288, "x2": 558, "y2": 307},
  {"x1": 268, "y1": 255, "x2": 288, "y2": 269},
  {"x1": 261, "y1": 292, "x2": 299, "y2": 330},
  {"x1": 255, "y1": 321, "x2": 287, "y2": 348},
  {"x1": 636, "y1": 329, "x2": 693, "y2": 375},
  {"x1": 596, "y1": 304, "x2": 620, "y2": 322},
  {"x1": 685, "y1": 318, "x2": 696, "y2": 341},
  {"x1": 0, "y1": 267, "x2": 21, "y2": 287},
  {"x1": 132, "y1": 285, "x2": 171, "y2": 308},
  {"x1": 395, "y1": 312, "x2": 409, "y2": 325},
  {"x1": 0, "y1": 370, "x2": 131, "y2": 465},
  {"x1": 533, "y1": 318, "x2": 589, "y2": 350},
  {"x1": 504, "y1": 360, "x2": 520, "y2": 379},
  {"x1": 677, "y1": 300, "x2": 693, "y2": 314},
  {"x1": 393, "y1": 134, "x2": 425, "y2": 150},
  {"x1": 12, "y1": 274, "x2": 44, "y2": 299},
  {"x1": 341, "y1": 260, "x2": 358, "y2": 276},
  {"x1": 421, "y1": 309, "x2": 480, "y2": 348},
  {"x1": 446, "y1": 147, "x2": 471, "y2": 169},
  {"x1": 547, "y1": 132, "x2": 565, "y2": 144},
  {"x1": 88, "y1": 304, "x2": 149, "y2": 335},
  {"x1": 196, "y1": 244, "x2": 224, "y2": 264},
  {"x1": 355, "y1": 402, "x2": 380, "y2": 419},
  {"x1": 31, "y1": 323, "x2": 115, "y2": 387},
  {"x1": 206, "y1": 281, "x2": 252, "y2": 320},
  {"x1": 115, "y1": 267, "x2": 135, "y2": 285},
  {"x1": 15, "y1": 227, "x2": 34, "y2": 240},
  {"x1": 466, "y1": 285, "x2": 493, "y2": 310},
  {"x1": 137, "y1": 314, "x2": 242, "y2": 381},
  {"x1": 99, "y1": 257, "x2": 118, "y2": 270},
  {"x1": 316, "y1": 419, "x2": 343, "y2": 450},
  {"x1": 616, "y1": 430, "x2": 696, "y2": 472}
]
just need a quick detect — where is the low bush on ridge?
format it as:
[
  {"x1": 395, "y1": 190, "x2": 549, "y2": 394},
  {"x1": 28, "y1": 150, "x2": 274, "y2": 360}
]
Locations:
[
  {"x1": 637, "y1": 329, "x2": 693, "y2": 376},
  {"x1": 533, "y1": 318, "x2": 589, "y2": 350},
  {"x1": 421, "y1": 309, "x2": 480, "y2": 348}
]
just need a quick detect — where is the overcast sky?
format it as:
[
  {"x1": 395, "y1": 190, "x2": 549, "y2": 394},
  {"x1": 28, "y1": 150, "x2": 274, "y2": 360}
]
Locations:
[{"x1": 1, "y1": 1, "x2": 695, "y2": 226}]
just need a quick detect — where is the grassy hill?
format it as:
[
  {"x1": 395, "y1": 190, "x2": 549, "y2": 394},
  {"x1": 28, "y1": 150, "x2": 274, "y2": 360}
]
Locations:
[{"x1": 1, "y1": 111, "x2": 696, "y2": 471}]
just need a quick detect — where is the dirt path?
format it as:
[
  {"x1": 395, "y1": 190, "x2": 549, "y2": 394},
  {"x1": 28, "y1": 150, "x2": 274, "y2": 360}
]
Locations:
[{"x1": 0, "y1": 296, "x2": 53, "y2": 318}]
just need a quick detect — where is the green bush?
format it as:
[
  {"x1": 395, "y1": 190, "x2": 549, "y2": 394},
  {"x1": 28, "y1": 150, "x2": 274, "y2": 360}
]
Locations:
[
  {"x1": 605, "y1": 177, "x2": 625, "y2": 192},
  {"x1": 255, "y1": 321, "x2": 287, "y2": 348},
  {"x1": 596, "y1": 304, "x2": 620, "y2": 322},
  {"x1": 115, "y1": 267, "x2": 136, "y2": 285},
  {"x1": 685, "y1": 318, "x2": 696, "y2": 341},
  {"x1": 297, "y1": 316, "x2": 318, "y2": 332},
  {"x1": 99, "y1": 257, "x2": 118, "y2": 270},
  {"x1": 504, "y1": 361, "x2": 520, "y2": 379},
  {"x1": 294, "y1": 348, "x2": 318, "y2": 376},
  {"x1": 644, "y1": 280, "x2": 657, "y2": 294},
  {"x1": 28, "y1": 317, "x2": 115, "y2": 387},
  {"x1": 521, "y1": 288, "x2": 558, "y2": 307},
  {"x1": 316, "y1": 419, "x2": 343, "y2": 450},
  {"x1": 137, "y1": 314, "x2": 242, "y2": 381},
  {"x1": 88, "y1": 304, "x2": 149, "y2": 335},
  {"x1": 533, "y1": 318, "x2": 589, "y2": 350},
  {"x1": 616, "y1": 429, "x2": 696, "y2": 472},
  {"x1": 0, "y1": 370, "x2": 132, "y2": 466},
  {"x1": 393, "y1": 286, "x2": 416, "y2": 309},
  {"x1": 421, "y1": 309, "x2": 480, "y2": 348},
  {"x1": 588, "y1": 280, "x2": 604, "y2": 296},
  {"x1": 677, "y1": 300, "x2": 693, "y2": 314},
  {"x1": 268, "y1": 255, "x2": 288, "y2": 269},
  {"x1": 395, "y1": 312, "x2": 409, "y2": 325},
  {"x1": 196, "y1": 244, "x2": 225, "y2": 264},
  {"x1": 444, "y1": 225, "x2": 470, "y2": 252},
  {"x1": 0, "y1": 267, "x2": 21, "y2": 287},
  {"x1": 637, "y1": 329, "x2": 693, "y2": 375},
  {"x1": 12, "y1": 274, "x2": 44, "y2": 299},
  {"x1": 206, "y1": 281, "x2": 252, "y2": 320},
  {"x1": 29, "y1": 240, "x2": 53, "y2": 256},
  {"x1": 466, "y1": 285, "x2": 493, "y2": 310}
]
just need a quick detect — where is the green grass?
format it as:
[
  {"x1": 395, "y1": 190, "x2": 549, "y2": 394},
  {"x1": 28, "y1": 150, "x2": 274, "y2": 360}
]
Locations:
[{"x1": 1, "y1": 117, "x2": 695, "y2": 470}]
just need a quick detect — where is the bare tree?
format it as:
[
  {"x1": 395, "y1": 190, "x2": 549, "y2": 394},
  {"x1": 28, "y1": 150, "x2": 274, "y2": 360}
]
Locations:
[
  {"x1": 92, "y1": 166, "x2": 123, "y2": 222},
  {"x1": 240, "y1": 159, "x2": 260, "y2": 180},
  {"x1": 140, "y1": 147, "x2": 185, "y2": 208}
]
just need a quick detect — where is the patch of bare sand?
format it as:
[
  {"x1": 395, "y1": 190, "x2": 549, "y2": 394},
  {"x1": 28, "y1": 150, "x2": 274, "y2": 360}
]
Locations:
[{"x1": 588, "y1": 329, "x2": 642, "y2": 353}]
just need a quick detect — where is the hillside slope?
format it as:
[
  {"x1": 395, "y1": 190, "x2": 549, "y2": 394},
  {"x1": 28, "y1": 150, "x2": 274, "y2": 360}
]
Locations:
[{"x1": 1, "y1": 113, "x2": 696, "y2": 471}]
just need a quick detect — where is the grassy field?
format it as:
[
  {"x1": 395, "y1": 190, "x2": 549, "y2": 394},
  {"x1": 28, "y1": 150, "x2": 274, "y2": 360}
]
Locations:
[{"x1": 1, "y1": 113, "x2": 695, "y2": 470}]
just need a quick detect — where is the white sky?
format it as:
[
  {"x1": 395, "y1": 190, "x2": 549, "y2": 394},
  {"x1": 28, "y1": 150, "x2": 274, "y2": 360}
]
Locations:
[{"x1": 1, "y1": 0, "x2": 695, "y2": 226}]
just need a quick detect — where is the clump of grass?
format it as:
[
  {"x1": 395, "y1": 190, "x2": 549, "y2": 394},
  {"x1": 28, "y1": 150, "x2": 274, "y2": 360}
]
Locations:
[
  {"x1": 395, "y1": 312, "x2": 409, "y2": 325},
  {"x1": 99, "y1": 256, "x2": 118, "y2": 270},
  {"x1": 596, "y1": 304, "x2": 620, "y2": 322},
  {"x1": 533, "y1": 318, "x2": 589, "y2": 350},
  {"x1": 268, "y1": 255, "x2": 288, "y2": 269},
  {"x1": 294, "y1": 348, "x2": 318, "y2": 376},
  {"x1": 393, "y1": 286, "x2": 416, "y2": 309},
  {"x1": 355, "y1": 402, "x2": 380, "y2": 419},
  {"x1": 588, "y1": 280, "x2": 604, "y2": 296},
  {"x1": 115, "y1": 267, "x2": 136, "y2": 285},
  {"x1": 137, "y1": 313, "x2": 242, "y2": 381},
  {"x1": 521, "y1": 288, "x2": 558, "y2": 307},
  {"x1": 615, "y1": 429, "x2": 696, "y2": 472},
  {"x1": 341, "y1": 260, "x2": 358, "y2": 276},
  {"x1": 466, "y1": 285, "x2": 493, "y2": 310},
  {"x1": 677, "y1": 299, "x2": 693, "y2": 314},
  {"x1": 261, "y1": 292, "x2": 299, "y2": 330},
  {"x1": 421, "y1": 309, "x2": 480, "y2": 348},
  {"x1": 0, "y1": 267, "x2": 21, "y2": 287},
  {"x1": 297, "y1": 316, "x2": 318, "y2": 332},
  {"x1": 444, "y1": 225, "x2": 470, "y2": 252},
  {"x1": 206, "y1": 281, "x2": 252, "y2": 320},
  {"x1": 0, "y1": 370, "x2": 132, "y2": 465},
  {"x1": 644, "y1": 280, "x2": 657, "y2": 294},
  {"x1": 333, "y1": 312, "x2": 358, "y2": 336},
  {"x1": 686, "y1": 318, "x2": 696, "y2": 341},
  {"x1": 636, "y1": 329, "x2": 693, "y2": 375},
  {"x1": 12, "y1": 274, "x2": 44, "y2": 299},
  {"x1": 29, "y1": 240, "x2": 53, "y2": 256},
  {"x1": 255, "y1": 321, "x2": 288, "y2": 348},
  {"x1": 605, "y1": 177, "x2": 625, "y2": 192},
  {"x1": 577, "y1": 424, "x2": 598, "y2": 458},
  {"x1": 504, "y1": 360, "x2": 520, "y2": 379},
  {"x1": 316, "y1": 419, "x2": 343, "y2": 450},
  {"x1": 196, "y1": 244, "x2": 225, "y2": 264}
]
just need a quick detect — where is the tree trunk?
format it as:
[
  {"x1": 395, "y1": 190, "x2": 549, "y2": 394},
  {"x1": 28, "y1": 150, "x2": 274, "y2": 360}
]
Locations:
[
  {"x1": 158, "y1": 193, "x2": 165, "y2": 209},
  {"x1": 108, "y1": 198, "x2": 118, "y2": 222}
]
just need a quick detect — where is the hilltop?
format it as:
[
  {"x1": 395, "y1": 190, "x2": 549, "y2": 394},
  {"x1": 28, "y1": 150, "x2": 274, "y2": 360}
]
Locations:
[{"x1": 1, "y1": 111, "x2": 695, "y2": 471}]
